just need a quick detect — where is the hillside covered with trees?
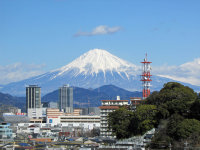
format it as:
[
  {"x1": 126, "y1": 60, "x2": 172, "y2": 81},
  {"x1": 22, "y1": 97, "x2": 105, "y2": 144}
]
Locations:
[{"x1": 108, "y1": 82, "x2": 200, "y2": 148}]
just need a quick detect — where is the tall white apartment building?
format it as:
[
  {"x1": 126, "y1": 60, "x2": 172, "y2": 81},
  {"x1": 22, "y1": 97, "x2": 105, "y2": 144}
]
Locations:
[{"x1": 99, "y1": 98, "x2": 129, "y2": 137}]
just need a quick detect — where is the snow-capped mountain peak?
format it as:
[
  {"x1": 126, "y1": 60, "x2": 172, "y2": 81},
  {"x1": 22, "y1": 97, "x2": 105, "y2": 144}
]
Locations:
[
  {"x1": 1, "y1": 48, "x2": 200, "y2": 96},
  {"x1": 52, "y1": 49, "x2": 138, "y2": 79}
]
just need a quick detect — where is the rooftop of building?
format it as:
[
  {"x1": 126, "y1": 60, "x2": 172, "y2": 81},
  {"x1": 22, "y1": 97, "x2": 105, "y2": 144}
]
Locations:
[
  {"x1": 27, "y1": 85, "x2": 40, "y2": 87},
  {"x1": 101, "y1": 100, "x2": 129, "y2": 102},
  {"x1": 130, "y1": 97, "x2": 142, "y2": 99},
  {"x1": 99, "y1": 106, "x2": 119, "y2": 109}
]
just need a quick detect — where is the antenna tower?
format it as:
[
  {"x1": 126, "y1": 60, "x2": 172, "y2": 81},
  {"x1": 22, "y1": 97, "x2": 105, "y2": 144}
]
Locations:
[{"x1": 141, "y1": 53, "x2": 152, "y2": 99}]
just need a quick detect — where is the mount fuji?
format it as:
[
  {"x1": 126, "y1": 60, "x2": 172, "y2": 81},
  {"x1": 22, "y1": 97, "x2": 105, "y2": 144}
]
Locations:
[{"x1": 1, "y1": 49, "x2": 199, "y2": 96}]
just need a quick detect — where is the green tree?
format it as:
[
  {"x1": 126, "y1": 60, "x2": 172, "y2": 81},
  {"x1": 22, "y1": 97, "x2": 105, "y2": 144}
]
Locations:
[
  {"x1": 147, "y1": 82, "x2": 198, "y2": 117},
  {"x1": 146, "y1": 91, "x2": 160, "y2": 105},
  {"x1": 146, "y1": 82, "x2": 199, "y2": 147},
  {"x1": 108, "y1": 82, "x2": 199, "y2": 144},
  {"x1": 190, "y1": 100, "x2": 200, "y2": 120},
  {"x1": 176, "y1": 119, "x2": 200, "y2": 140},
  {"x1": 132, "y1": 104, "x2": 158, "y2": 135},
  {"x1": 108, "y1": 106, "x2": 133, "y2": 139},
  {"x1": 166, "y1": 113, "x2": 184, "y2": 140},
  {"x1": 108, "y1": 105, "x2": 158, "y2": 139}
]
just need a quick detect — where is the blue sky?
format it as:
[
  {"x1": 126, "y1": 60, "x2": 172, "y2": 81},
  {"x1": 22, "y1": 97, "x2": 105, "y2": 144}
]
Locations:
[{"x1": 0, "y1": 0, "x2": 200, "y2": 85}]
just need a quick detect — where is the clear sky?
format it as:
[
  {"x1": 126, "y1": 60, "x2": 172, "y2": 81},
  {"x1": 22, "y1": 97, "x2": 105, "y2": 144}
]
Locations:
[{"x1": 0, "y1": 0, "x2": 200, "y2": 85}]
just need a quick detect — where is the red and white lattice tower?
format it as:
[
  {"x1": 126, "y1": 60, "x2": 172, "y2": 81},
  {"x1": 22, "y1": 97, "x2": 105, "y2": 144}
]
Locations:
[{"x1": 141, "y1": 53, "x2": 152, "y2": 99}]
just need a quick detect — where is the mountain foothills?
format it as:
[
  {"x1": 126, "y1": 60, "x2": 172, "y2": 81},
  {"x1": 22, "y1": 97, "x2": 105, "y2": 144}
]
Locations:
[
  {"x1": 0, "y1": 49, "x2": 200, "y2": 96},
  {"x1": 0, "y1": 92, "x2": 26, "y2": 111},
  {"x1": 42, "y1": 85, "x2": 142, "y2": 107},
  {"x1": 0, "y1": 85, "x2": 142, "y2": 110}
]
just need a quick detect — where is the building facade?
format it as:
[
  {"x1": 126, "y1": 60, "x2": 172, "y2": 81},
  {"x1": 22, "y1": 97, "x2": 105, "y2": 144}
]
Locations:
[
  {"x1": 27, "y1": 108, "x2": 43, "y2": 119},
  {"x1": 47, "y1": 115, "x2": 100, "y2": 130},
  {"x1": 130, "y1": 97, "x2": 146, "y2": 109},
  {"x1": 0, "y1": 123, "x2": 13, "y2": 140},
  {"x1": 59, "y1": 85, "x2": 73, "y2": 113},
  {"x1": 42, "y1": 102, "x2": 58, "y2": 109},
  {"x1": 26, "y1": 85, "x2": 42, "y2": 122},
  {"x1": 26, "y1": 85, "x2": 41, "y2": 112},
  {"x1": 46, "y1": 108, "x2": 100, "y2": 130},
  {"x1": 99, "y1": 99, "x2": 129, "y2": 137}
]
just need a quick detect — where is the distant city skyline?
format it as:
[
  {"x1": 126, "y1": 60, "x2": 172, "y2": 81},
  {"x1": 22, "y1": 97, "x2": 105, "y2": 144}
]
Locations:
[{"x1": 0, "y1": 0, "x2": 200, "y2": 85}]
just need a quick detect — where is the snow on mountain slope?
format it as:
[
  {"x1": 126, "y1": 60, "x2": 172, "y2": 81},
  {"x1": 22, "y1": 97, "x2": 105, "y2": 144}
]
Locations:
[
  {"x1": 1, "y1": 49, "x2": 199, "y2": 96},
  {"x1": 51, "y1": 49, "x2": 139, "y2": 79}
]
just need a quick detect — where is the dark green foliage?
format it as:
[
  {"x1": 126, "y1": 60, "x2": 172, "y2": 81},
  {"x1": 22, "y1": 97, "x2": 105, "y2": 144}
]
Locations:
[
  {"x1": 109, "y1": 82, "x2": 200, "y2": 147},
  {"x1": 147, "y1": 82, "x2": 198, "y2": 117},
  {"x1": 166, "y1": 113, "x2": 184, "y2": 140},
  {"x1": 108, "y1": 105, "x2": 158, "y2": 139},
  {"x1": 108, "y1": 106, "x2": 134, "y2": 139},
  {"x1": 176, "y1": 119, "x2": 200, "y2": 140},
  {"x1": 147, "y1": 82, "x2": 200, "y2": 146},
  {"x1": 146, "y1": 91, "x2": 160, "y2": 105},
  {"x1": 189, "y1": 99, "x2": 200, "y2": 120},
  {"x1": 155, "y1": 104, "x2": 170, "y2": 120},
  {"x1": 132, "y1": 105, "x2": 158, "y2": 135}
]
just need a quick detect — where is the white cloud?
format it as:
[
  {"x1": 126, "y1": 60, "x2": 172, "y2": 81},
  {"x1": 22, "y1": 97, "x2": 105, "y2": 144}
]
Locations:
[
  {"x1": 153, "y1": 58, "x2": 200, "y2": 86},
  {"x1": 0, "y1": 63, "x2": 45, "y2": 85},
  {"x1": 74, "y1": 25, "x2": 121, "y2": 37}
]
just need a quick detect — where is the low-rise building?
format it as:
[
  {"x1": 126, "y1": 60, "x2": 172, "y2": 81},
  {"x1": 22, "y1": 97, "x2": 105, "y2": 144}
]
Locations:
[
  {"x1": 0, "y1": 123, "x2": 13, "y2": 140},
  {"x1": 46, "y1": 108, "x2": 100, "y2": 130},
  {"x1": 47, "y1": 115, "x2": 100, "y2": 130},
  {"x1": 130, "y1": 97, "x2": 146, "y2": 108},
  {"x1": 66, "y1": 108, "x2": 82, "y2": 116},
  {"x1": 27, "y1": 108, "x2": 43, "y2": 119},
  {"x1": 46, "y1": 108, "x2": 64, "y2": 124},
  {"x1": 30, "y1": 118, "x2": 43, "y2": 123},
  {"x1": 2, "y1": 113, "x2": 30, "y2": 123},
  {"x1": 59, "y1": 115, "x2": 100, "y2": 130}
]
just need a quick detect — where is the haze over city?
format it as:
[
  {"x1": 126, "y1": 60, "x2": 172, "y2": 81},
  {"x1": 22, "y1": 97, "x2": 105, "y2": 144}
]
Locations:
[{"x1": 0, "y1": 0, "x2": 200, "y2": 86}]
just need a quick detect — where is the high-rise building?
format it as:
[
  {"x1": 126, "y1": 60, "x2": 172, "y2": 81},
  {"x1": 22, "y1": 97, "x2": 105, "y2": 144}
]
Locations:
[
  {"x1": 26, "y1": 85, "x2": 43, "y2": 122},
  {"x1": 99, "y1": 96, "x2": 129, "y2": 137},
  {"x1": 59, "y1": 84, "x2": 73, "y2": 113},
  {"x1": 26, "y1": 85, "x2": 41, "y2": 112}
]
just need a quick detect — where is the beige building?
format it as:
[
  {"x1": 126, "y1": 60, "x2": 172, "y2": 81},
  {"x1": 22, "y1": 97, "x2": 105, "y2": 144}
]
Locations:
[
  {"x1": 130, "y1": 97, "x2": 146, "y2": 108},
  {"x1": 46, "y1": 108, "x2": 64, "y2": 118},
  {"x1": 46, "y1": 108, "x2": 100, "y2": 130}
]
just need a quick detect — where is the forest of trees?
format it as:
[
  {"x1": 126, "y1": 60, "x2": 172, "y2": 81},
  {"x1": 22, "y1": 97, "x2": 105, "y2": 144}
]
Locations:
[{"x1": 108, "y1": 82, "x2": 200, "y2": 148}]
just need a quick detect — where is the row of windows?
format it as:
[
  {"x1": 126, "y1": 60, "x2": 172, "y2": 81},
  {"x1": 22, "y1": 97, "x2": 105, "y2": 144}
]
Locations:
[{"x1": 102, "y1": 102, "x2": 128, "y2": 105}]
